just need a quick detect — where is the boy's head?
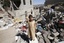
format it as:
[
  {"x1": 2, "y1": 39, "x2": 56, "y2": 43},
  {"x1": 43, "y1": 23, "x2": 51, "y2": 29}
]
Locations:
[{"x1": 29, "y1": 15, "x2": 33, "y2": 21}]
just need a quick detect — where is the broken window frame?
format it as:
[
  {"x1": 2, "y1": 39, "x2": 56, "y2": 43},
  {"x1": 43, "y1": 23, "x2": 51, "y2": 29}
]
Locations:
[
  {"x1": 23, "y1": 0, "x2": 26, "y2": 5},
  {"x1": 30, "y1": 0, "x2": 32, "y2": 5}
]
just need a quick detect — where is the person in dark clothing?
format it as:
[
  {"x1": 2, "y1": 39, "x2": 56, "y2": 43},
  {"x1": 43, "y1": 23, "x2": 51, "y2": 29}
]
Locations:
[{"x1": 16, "y1": 33, "x2": 29, "y2": 43}]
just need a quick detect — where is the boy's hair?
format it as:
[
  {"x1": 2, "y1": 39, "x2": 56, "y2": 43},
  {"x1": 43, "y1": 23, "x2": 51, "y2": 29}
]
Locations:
[{"x1": 29, "y1": 15, "x2": 33, "y2": 19}]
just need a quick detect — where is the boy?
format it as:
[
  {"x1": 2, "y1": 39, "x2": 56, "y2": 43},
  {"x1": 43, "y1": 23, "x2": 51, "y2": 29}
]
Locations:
[{"x1": 28, "y1": 15, "x2": 36, "y2": 41}]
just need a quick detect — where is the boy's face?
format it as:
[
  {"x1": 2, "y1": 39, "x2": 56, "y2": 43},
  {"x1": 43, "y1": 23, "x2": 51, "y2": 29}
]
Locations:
[{"x1": 30, "y1": 17, "x2": 33, "y2": 21}]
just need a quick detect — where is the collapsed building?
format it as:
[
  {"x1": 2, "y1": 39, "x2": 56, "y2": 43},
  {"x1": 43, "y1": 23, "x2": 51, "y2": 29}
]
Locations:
[
  {"x1": 45, "y1": 0, "x2": 64, "y2": 6},
  {"x1": 0, "y1": 0, "x2": 34, "y2": 43},
  {"x1": 44, "y1": 0, "x2": 64, "y2": 8},
  {"x1": 0, "y1": 0, "x2": 34, "y2": 21}
]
